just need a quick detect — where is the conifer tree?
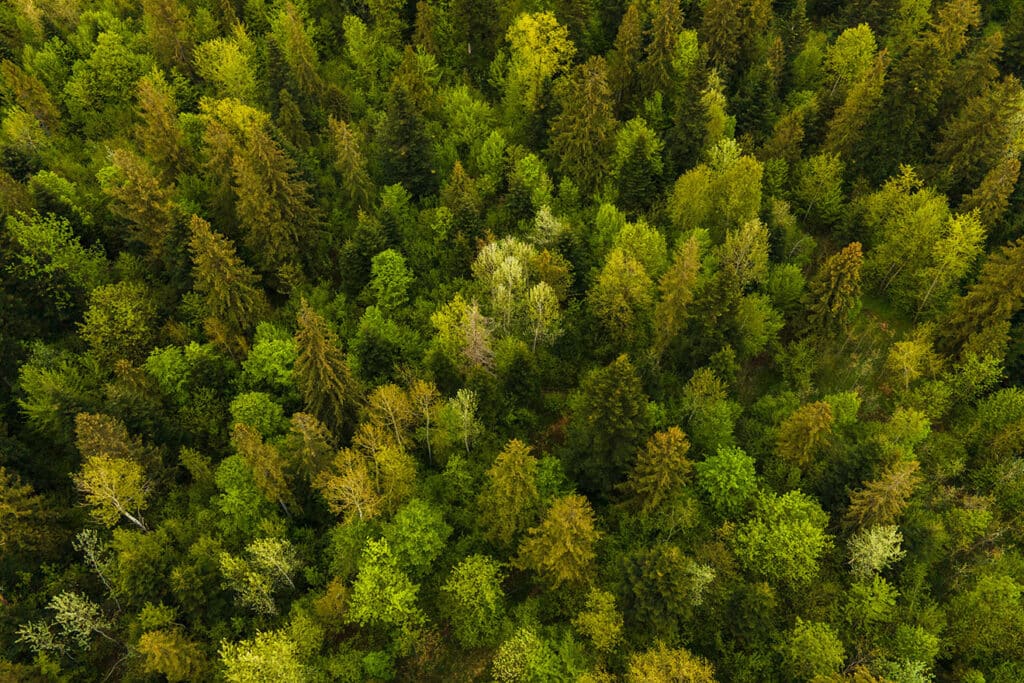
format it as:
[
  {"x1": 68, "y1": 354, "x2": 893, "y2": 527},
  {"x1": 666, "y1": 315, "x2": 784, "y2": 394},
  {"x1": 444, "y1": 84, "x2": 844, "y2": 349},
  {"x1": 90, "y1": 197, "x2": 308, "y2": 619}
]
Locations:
[
  {"x1": 654, "y1": 234, "x2": 701, "y2": 356},
  {"x1": 135, "y1": 69, "x2": 185, "y2": 179},
  {"x1": 328, "y1": 117, "x2": 374, "y2": 211},
  {"x1": 607, "y1": 1, "x2": 644, "y2": 117},
  {"x1": 959, "y1": 156, "x2": 1021, "y2": 229},
  {"x1": 776, "y1": 401, "x2": 834, "y2": 469},
  {"x1": 931, "y1": 75, "x2": 1024, "y2": 198},
  {"x1": 640, "y1": 0, "x2": 684, "y2": 99},
  {"x1": 188, "y1": 215, "x2": 268, "y2": 347},
  {"x1": 567, "y1": 354, "x2": 652, "y2": 493},
  {"x1": 845, "y1": 460, "x2": 922, "y2": 528},
  {"x1": 141, "y1": 0, "x2": 193, "y2": 70},
  {"x1": 478, "y1": 439, "x2": 541, "y2": 546},
  {"x1": 942, "y1": 237, "x2": 1024, "y2": 354},
  {"x1": 97, "y1": 147, "x2": 176, "y2": 258},
  {"x1": 294, "y1": 299, "x2": 357, "y2": 435},
  {"x1": 548, "y1": 56, "x2": 617, "y2": 196},
  {"x1": 613, "y1": 117, "x2": 664, "y2": 214},
  {"x1": 270, "y1": 2, "x2": 322, "y2": 99},
  {"x1": 232, "y1": 423, "x2": 294, "y2": 514},
  {"x1": 380, "y1": 47, "x2": 439, "y2": 197},
  {"x1": 806, "y1": 242, "x2": 863, "y2": 336},
  {"x1": 624, "y1": 427, "x2": 694, "y2": 513},
  {"x1": 515, "y1": 493, "x2": 600, "y2": 589}
]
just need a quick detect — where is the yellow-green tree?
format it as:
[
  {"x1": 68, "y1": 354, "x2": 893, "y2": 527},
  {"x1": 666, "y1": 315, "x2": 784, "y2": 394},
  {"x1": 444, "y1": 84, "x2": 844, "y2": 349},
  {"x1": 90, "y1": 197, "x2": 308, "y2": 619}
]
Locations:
[{"x1": 516, "y1": 493, "x2": 600, "y2": 589}]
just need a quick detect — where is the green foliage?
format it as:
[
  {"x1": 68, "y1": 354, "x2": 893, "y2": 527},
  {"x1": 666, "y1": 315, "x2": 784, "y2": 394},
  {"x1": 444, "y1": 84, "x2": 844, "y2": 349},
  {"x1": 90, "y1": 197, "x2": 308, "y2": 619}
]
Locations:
[
  {"x1": 732, "y1": 490, "x2": 833, "y2": 590},
  {"x1": 441, "y1": 554, "x2": 506, "y2": 648},
  {"x1": 3, "y1": 3, "x2": 1024, "y2": 681},
  {"x1": 695, "y1": 446, "x2": 758, "y2": 518}
]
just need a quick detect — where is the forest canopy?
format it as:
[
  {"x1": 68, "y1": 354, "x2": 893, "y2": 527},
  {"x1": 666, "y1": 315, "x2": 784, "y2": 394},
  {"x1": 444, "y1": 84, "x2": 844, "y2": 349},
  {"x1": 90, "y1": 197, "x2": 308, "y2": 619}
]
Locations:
[{"x1": 2, "y1": 0, "x2": 1024, "y2": 681}]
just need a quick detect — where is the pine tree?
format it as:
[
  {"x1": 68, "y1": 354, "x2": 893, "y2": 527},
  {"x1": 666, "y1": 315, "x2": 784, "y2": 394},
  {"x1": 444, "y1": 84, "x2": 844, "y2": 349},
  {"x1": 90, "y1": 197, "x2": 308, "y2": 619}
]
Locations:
[
  {"x1": 613, "y1": 117, "x2": 664, "y2": 214},
  {"x1": 141, "y1": 0, "x2": 193, "y2": 70},
  {"x1": 515, "y1": 493, "x2": 600, "y2": 589},
  {"x1": 270, "y1": 2, "x2": 322, "y2": 99},
  {"x1": 0, "y1": 467, "x2": 51, "y2": 553},
  {"x1": 806, "y1": 242, "x2": 863, "y2": 336},
  {"x1": 548, "y1": 56, "x2": 617, "y2": 196},
  {"x1": 232, "y1": 423, "x2": 294, "y2": 514},
  {"x1": 294, "y1": 299, "x2": 357, "y2": 435},
  {"x1": 567, "y1": 354, "x2": 652, "y2": 494},
  {"x1": 97, "y1": 147, "x2": 176, "y2": 258},
  {"x1": 188, "y1": 215, "x2": 268, "y2": 347}
]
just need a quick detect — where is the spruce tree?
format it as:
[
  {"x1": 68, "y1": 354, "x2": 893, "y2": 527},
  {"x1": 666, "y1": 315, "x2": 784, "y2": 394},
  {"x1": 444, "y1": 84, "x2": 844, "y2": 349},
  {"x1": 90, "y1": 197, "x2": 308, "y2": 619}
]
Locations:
[
  {"x1": 188, "y1": 215, "x2": 268, "y2": 347},
  {"x1": 294, "y1": 299, "x2": 357, "y2": 436},
  {"x1": 548, "y1": 56, "x2": 617, "y2": 196},
  {"x1": 806, "y1": 242, "x2": 863, "y2": 336}
]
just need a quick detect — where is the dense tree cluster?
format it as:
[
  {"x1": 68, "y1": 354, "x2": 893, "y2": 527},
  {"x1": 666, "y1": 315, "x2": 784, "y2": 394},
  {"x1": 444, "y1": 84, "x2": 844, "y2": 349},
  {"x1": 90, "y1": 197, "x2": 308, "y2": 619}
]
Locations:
[{"x1": 2, "y1": 0, "x2": 1024, "y2": 680}]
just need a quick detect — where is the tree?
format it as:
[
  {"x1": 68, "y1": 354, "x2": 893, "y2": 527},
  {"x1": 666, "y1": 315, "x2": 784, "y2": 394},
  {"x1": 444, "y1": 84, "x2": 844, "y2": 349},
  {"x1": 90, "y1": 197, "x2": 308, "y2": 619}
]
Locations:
[
  {"x1": 379, "y1": 47, "x2": 439, "y2": 197},
  {"x1": 200, "y1": 98, "x2": 319, "y2": 274},
  {"x1": 627, "y1": 643, "x2": 716, "y2": 682},
  {"x1": 776, "y1": 401, "x2": 834, "y2": 469},
  {"x1": 232, "y1": 423, "x2": 293, "y2": 513},
  {"x1": 641, "y1": 0, "x2": 684, "y2": 98},
  {"x1": 220, "y1": 629, "x2": 307, "y2": 683},
  {"x1": 219, "y1": 537, "x2": 300, "y2": 614},
  {"x1": 931, "y1": 75, "x2": 1024, "y2": 197},
  {"x1": 74, "y1": 454, "x2": 148, "y2": 531},
  {"x1": 573, "y1": 588, "x2": 623, "y2": 653},
  {"x1": 478, "y1": 439, "x2": 541, "y2": 546},
  {"x1": 138, "y1": 628, "x2": 206, "y2": 682},
  {"x1": 294, "y1": 299, "x2": 356, "y2": 435},
  {"x1": 328, "y1": 117, "x2": 373, "y2": 211},
  {"x1": 0, "y1": 466, "x2": 50, "y2": 553},
  {"x1": 567, "y1": 355, "x2": 652, "y2": 493},
  {"x1": 624, "y1": 427, "x2": 694, "y2": 513},
  {"x1": 347, "y1": 538, "x2": 426, "y2": 640},
  {"x1": 848, "y1": 524, "x2": 905, "y2": 578},
  {"x1": 732, "y1": 490, "x2": 832, "y2": 589},
  {"x1": 587, "y1": 248, "x2": 654, "y2": 350},
  {"x1": 382, "y1": 498, "x2": 452, "y2": 575},
  {"x1": 608, "y1": 1, "x2": 644, "y2": 116},
  {"x1": 516, "y1": 493, "x2": 600, "y2": 589},
  {"x1": 959, "y1": 156, "x2": 1021, "y2": 229},
  {"x1": 695, "y1": 446, "x2": 758, "y2": 518},
  {"x1": 613, "y1": 117, "x2": 664, "y2": 214},
  {"x1": 441, "y1": 554, "x2": 506, "y2": 648},
  {"x1": 782, "y1": 618, "x2": 845, "y2": 680},
  {"x1": 270, "y1": 2, "x2": 322, "y2": 99},
  {"x1": 78, "y1": 281, "x2": 157, "y2": 365},
  {"x1": 525, "y1": 281, "x2": 562, "y2": 351},
  {"x1": 503, "y1": 12, "x2": 576, "y2": 141},
  {"x1": 141, "y1": 0, "x2": 193, "y2": 70},
  {"x1": 845, "y1": 460, "x2": 922, "y2": 528},
  {"x1": 942, "y1": 237, "x2": 1024, "y2": 354},
  {"x1": 654, "y1": 234, "x2": 701, "y2": 355},
  {"x1": 369, "y1": 250, "x2": 414, "y2": 316},
  {"x1": 97, "y1": 147, "x2": 176, "y2": 258},
  {"x1": 188, "y1": 215, "x2": 268, "y2": 347},
  {"x1": 548, "y1": 56, "x2": 617, "y2": 196},
  {"x1": 805, "y1": 242, "x2": 863, "y2": 335}
]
